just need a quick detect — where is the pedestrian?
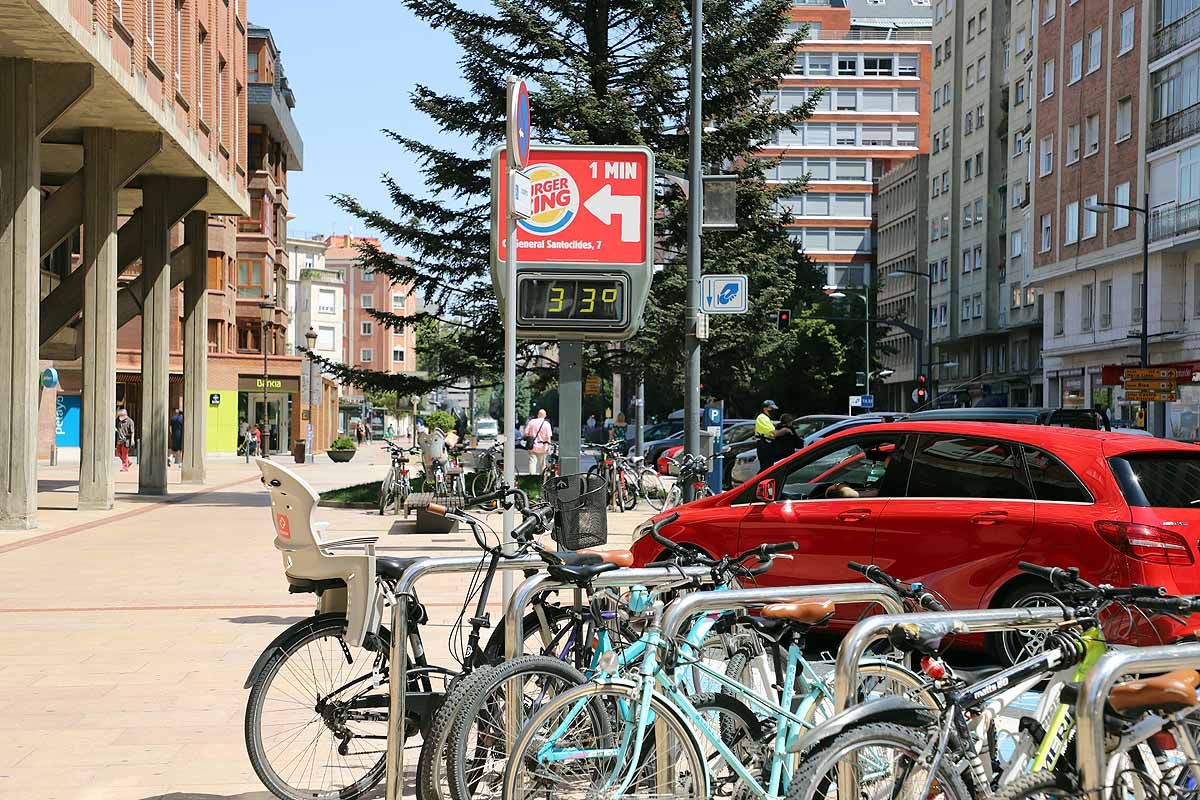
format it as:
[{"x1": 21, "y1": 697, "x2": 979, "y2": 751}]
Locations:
[
  {"x1": 611, "y1": 413, "x2": 627, "y2": 444},
  {"x1": 772, "y1": 413, "x2": 801, "y2": 463},
  {"x1": 754, "y1": 399, "x2": 779, "y2": 472},
  {"x1": 252, "y1": 424, "x2": 263, "y2": 456},
  {"x1": 169, "y1": 408, "x2": 184, "y2": 466},
  {"x1": 586, "y1": 414, "x2": 597, "y2": 431},
  {"x1": 356, "y1": 421, "x2": 365, "y2": 445},
  {"x1": 386, "y1": 422, "x2": 395, "y2": 439},
  {"x1": 115, "y1": 407, "x2": 135, "y2": 471},
  {"x1": 522, "y1": 409, "x2": 553, "y2": 475}
]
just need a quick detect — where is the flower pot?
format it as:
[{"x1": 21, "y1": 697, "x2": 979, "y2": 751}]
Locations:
[{"x1": 328, "y1": 449, "x2": 356, "y2": 463}]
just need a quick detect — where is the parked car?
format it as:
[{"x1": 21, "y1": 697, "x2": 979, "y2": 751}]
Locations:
[
  {"x1": 623, "y1": 420, "x2": 685, "y2": 454},
  {"x1": 632, "y1": 421, "x2": 1200, "y2": 659},
  {"x1": 638, "y1": 419, "x2": 751, "y2": 472},
  {"x1": 474, "y1": 417, "x2": 499, "y2": 443},
  {"x1": 906, "y1": 406, "x2": 1111, "y2": 430},
  {"x1": 728, "y1": 413, "x2": 898, "y2": 486},
  {"x1": 658, "y1": 420, "x2": 758, "y2": 477}
]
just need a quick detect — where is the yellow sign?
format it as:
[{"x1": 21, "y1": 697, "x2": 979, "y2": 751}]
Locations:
[
  {"x1": 1125, "y1": 390, "x2": 1178, "y2": 402},
  {"x1": 1124, "y1": 379, "x2": 1177, "y2": 391},
  {"x1": 584, "y1": 376, "x2": 602, "y2": 395},
  {"x1": 1123, "y1": 368, "x2": 1176, "y2": 380}
]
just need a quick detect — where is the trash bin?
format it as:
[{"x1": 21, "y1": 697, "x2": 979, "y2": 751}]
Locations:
[{"x1": 292, "y1": 439, "x2": 306, "y2": 464}]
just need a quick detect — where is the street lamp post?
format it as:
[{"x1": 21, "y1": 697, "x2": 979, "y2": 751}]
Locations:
[
  {"x1": 260, "y1": 296, "x2": 274, "y2": 458},
  {"x1": 305, "y1": 326, "x2": 318, "y2": 464},
  {"x1": 1084, "y1": 193, "x2": 1151, "y2": 429},
  {"x1": 888, "y1": 268, "x2": 933, "y2": 407},
  {"x1": 829, "y1": 290, "x2": 871, "y2": 409}
]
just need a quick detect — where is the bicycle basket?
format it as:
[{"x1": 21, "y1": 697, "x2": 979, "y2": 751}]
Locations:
[{"x1": 542, "y1": 473, "x2": 608, "y2": 550}]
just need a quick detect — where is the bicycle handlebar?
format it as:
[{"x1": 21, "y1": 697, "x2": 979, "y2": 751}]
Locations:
[{"x1": 849, "y1": 561, "x2": 948, "y2": 612}]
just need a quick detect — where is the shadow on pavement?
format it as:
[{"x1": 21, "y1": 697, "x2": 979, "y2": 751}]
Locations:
[{"x1": 150, "y1": 793, "x2": 277, "y2": 800}]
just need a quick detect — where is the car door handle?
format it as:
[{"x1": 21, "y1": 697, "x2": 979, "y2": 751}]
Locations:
[
  {"x1": 970, "y1": 511, "x2": 1009, "y2": 526},
  {"x1": 838, "y1": 508, "x2": 872, "y2": 523}
]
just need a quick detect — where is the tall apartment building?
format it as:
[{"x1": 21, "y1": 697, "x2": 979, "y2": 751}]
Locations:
[
  {"x1": 285, "y1": 234, "x2": 344, "y2": 365},
  {"x1": 767, "y1": 0, "x2": 932, "y2": 295},
  {"x1": 1034, "y1": 0, "x2": 1200, "y2": 438},
  {"x1": 927, "y1": 0, "x2": 1044, "y2": 408},
  {"x1": 876, "y1": 155, "x2": 930, "y2": 409}
]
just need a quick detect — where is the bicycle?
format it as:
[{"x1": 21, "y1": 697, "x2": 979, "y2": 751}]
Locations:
[
  {"x1": 447, "y1": 444, "x2": 469, "y2": 499},
  {"x1": 539, "y1": 441, "x2": 561, "y2": 484},
  {"x1": 587, "y1": 442, "x2": 636, "y2": 511},
  {"x1": 471, "y1": 442, "x2": 504, "y2": 498},
  {"x1": 663, "y1": 452, "x2": 713, "y2": 509},
  {"x1": 379, "y1": 440, "x2": 422, "y2": 515}
]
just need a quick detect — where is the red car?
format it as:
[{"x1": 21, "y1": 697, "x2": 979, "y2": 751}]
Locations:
[{"x1": 632, "y1": 421, "x2": 1200, "y2": 658}]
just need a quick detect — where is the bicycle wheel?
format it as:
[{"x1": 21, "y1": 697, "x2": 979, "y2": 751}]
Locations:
[
  {"x1": 379, "y1": 470, "x2": 396, "y2": 516},
  {"x1": 786, "y1": 721, "x2": 972, "y2": 800},
  {"x1": 503, "y1": 681, "x2": 706, "y2": 800},
  {"x1": 617, "y1": 468, "x2": 638, "y2": 512},
  {"x1": 398, "y1": 475, "x2": 411, "y2": 510},
  {"x1": 663, "y1": 483, "x2": 683, "y2": 510},
  {"x1": 416, "y1": 668, "x2": 499, "y2": 800},
  {"x1": 245, "y1": 614, "x2": 392, "y2": 800},
  {"x1": 690, "y1": 692, "x2": 767, "y2": 799},
  {"x1": 639, "y1": 467, "x2": 668, "y2": 511},
  {"x1": 447, "y1": 656, "x2": 589, "y2": 800},
  {"x1": 471, "y1": 469, "x2": 495, "y2": 498}
]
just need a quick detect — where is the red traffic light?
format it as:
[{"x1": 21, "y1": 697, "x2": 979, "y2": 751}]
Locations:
[{"x1": 777, "y1": 309, "x2": 791, "y2": 330}]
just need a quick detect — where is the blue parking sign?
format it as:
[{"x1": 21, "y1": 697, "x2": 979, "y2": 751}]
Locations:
[{"x1": 701, "y1": 274, "x2": 748, "y2": 314}]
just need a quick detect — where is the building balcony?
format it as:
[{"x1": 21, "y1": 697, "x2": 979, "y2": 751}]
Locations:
[
  {"x1": 802, "y1": 29, "x2": 932, "y2": 42},
  {"x1": 1152, "y1": 8, "x2": 1200, "y2": 62},
  {"x1": 1149, "y1": 103, "x2": 1200, "y2": 151},
  {"x1": 1149, "y1": 198, "x2": 1200, "y2": 243}
]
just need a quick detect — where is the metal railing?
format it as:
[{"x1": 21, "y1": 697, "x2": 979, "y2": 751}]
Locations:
[
  {"x1": 1149, "y1": 102, "x2": 1200, "y2": 150},
  {"x1": 1150, "y1": 198, "x2": 1200, "y2": 242},
  {"x1": 789, "y1": 28, "x2": 932, "y2": 42},
  {"x1": 1152, "y1": 8, "x2": 1200, "y2": 61}
]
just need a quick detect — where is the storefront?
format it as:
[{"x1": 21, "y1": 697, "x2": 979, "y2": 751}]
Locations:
[
  {"x1": 1100, "y1": 361, "x2": 1200, "y2": 439},
  {"x1": 236, "y1": 375, "x2": 298, "y2": 455}
]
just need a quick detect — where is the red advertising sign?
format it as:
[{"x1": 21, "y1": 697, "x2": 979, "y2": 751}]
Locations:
[{"x1": 495, "y1": 148, "x2": 650, "y2": 266}]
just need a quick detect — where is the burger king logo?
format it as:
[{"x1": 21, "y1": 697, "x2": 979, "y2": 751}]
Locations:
[{"x1": 518, "y1": 164, "x2": 578, "y2": 236}]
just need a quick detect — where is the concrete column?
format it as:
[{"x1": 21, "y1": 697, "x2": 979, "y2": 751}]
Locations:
[
  {"x1": 78, "y1": 129, "x2": 121, "y2": 510},
  {"x1": 181, "y1": 210, "x2": 208, "y2": 484},
  {"x1": 138, "y1": 177, "x2": 171, "y2": 495},
  {"x1": 0, "y1": 60, "x2": 40, "y2": 529}
]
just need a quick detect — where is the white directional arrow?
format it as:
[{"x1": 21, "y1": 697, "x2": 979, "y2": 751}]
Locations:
[{"x1": 584, "y1": 184, "x2": 641, "y2": 242}]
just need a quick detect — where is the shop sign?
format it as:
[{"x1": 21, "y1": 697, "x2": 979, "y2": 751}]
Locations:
[{"x1": 238, "y1": 375, "x2": 300, "y2": 392}]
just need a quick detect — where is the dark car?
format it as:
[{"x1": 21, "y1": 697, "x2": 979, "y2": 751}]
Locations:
[{"x1": 906, "y1": 406, "x2": 1112, "y2": 430}]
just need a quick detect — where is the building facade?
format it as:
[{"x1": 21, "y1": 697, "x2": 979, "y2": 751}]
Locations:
[
  {"x1": 769, "y1": 0, "x2": 932, "y2": 295},
  {"x1": 285, "y1": 234, "x2": 344, "y2": 364},
  {"x1": 876, "y1": 154, "x2": 930, "y2": 409},
  {"x1": 326, "y1": 235, "x2": 418, "y2": 378}
]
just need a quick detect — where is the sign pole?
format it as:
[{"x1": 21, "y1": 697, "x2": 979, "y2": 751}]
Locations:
[
  {"x1": 683, "y1": 0, "x2": 703, "y2": 499},
  {"x1": 559, "y1": 341, "x2": 582, "y2": 476}
]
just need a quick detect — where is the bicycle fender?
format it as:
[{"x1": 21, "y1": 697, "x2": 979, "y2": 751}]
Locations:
[
  {"x1": 786, "y1": 696, "x2": 938, "y2": 755},
  {"x1": 243, "y1": 612, "x2": 341, "y2": 690}
]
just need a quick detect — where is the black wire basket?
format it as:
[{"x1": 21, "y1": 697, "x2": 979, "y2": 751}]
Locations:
[{"x1": 542, "y1": 473, "x2": 608, "y2": 550}]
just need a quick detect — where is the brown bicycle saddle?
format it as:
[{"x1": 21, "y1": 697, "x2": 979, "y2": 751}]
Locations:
[{"x1": 1109, "y1": 669, "x2": 1200, "y2": 713}]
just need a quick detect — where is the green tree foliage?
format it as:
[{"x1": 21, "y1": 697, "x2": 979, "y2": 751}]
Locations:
[{"x1": 305, "y1": 0, "x2": 858, "y2": 417}]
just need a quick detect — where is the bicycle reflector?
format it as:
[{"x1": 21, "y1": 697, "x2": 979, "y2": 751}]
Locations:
[
  {"x1": 920, "y1": 656, "x2": 947, "y2": 680},
  {"x1": 1095, "y1": 521, "x2": 1195, "y2": 565}
]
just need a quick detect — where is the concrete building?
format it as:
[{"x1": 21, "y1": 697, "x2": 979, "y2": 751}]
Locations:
[
  {"x1": 326, "y1": 234, "x2": 417, "y2": 377},
  {"x1": 285, "y1": 234, "x2": 343, "y2": 366},
  {"x1": 768, "y1": 0, "x2": 932, "y2": 295},
  {"x1": 1034, "y1": 0, "x2": 1200, "y2": 438},
  {"x1": 876, "y1": 154, "x2": 930, "y2": 409},
  {"x1": 3, "y1": 0, "x2": 252, "y2": 528}
]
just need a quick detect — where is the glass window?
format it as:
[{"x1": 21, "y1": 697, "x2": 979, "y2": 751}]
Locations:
[
  {"x1": 1087, "y1": 28, "x2": 1102, "y2": 73},
  {"x1": 807, "y1": 158, "x2": 831, "y2": 180},
  {"x1": 360, "y1": 320, "x2": 373, "y2": 336},
  {"x1": 862, "y1": 89, "x2": 893, "y2": 111},
  {"x1": 1025, "y1": 447, "x2": 1092, "y2": 501},
  {"x1": 836, "y1": 124, "x2": 858, "y2": 145},
  {"x1": 808, "y1": 54, "x2": 832, "y2": 76},
  {"x1": 805, "y1": 193, "x2": 831, "y2": 215},
  {"x1": 360, "y1": 348, "x2": 373, "y2": 363},
  {"x1": 1043, "y1": 59, "x2": 1055, "y2": 98},
  {"x1": 766, "y1": 435, "x2": 908, "y2": 501},
  {"x1": 1110, "y1": 455, "x2": 1200, "y2": 507},
  {"x1": 1114, "y1": 182, "x2": 1131, "y2": 228},
  {"x1": 248, "y1": 52, "x2": 259, "y2": 83},
  {"x1": 1040, "y1": 135, "x2": 1054, "y2": 175},
  {"x1": 392, "y1": 348, "x2": 405, "y2": 363},
  {"x1": 1041, "y1": 214, "x2": 1053, "y2": 251},
  {"x1": 861, "y1": 125, "x2": 892, "y2": 146},
  {"x1": 806, "y1": 123, "x2": 832, "y2": 146},
  {"x1": 1086, "y1": 113, "x2": 1100, "y2": 154},
  {"x1": 1016, "y1": 27, "x2": 1027, "y2": 53},
  {"x1": 832, "y1": 193, "x2": 868, "y2": 216},
  {"x1": 896, "y1": 126, "x2": 917, "y2": 147},
  {"x1": 908, "y1": 436, "x2": 1031, "y2": 499},
  {"x1": 833, "y1": 228, "x2": 866, "y2": 250},
  {"x1": 318, "y1": 288, "x2": 336, "y2": 314},
  {"x1": 836, "y1": 89, "x2": 859, "y2": 110},
  {"x1": 898, "y1": 55, "x2": 919, "y2": 76},
  {"x1": 361, "y1": 293, "x2": 375, "y2": 309},
  {"x1": 236, "y1": 257, "x2": 265, "y2": 297},
  {"x1": 1083, "y1": 195, "x2": 1098, "y2": 237},
  {"x1": 838, "y1": 55, "x2": 858, "y2": 76},
  {"x1": 317, "y1": 326, "x2": 335, "y2": 351},
  {"x1": 863, "y1": 56, "x2": 894, "y2": 76},
  {"x1": 1116, "y1": 98, "x2": 1132, "y2": 141},
  {"x1": 1044, "y1": 0, "x2": 1056, "y2": 21},
  {"x1": 835, "y1": 159, "x2": 867, "y2": 180},
  {"x1": 1119, "y1": 8, "x2": 1134, "y2": 54},
  {"x1": 1070, "y1": 40, "x2": 1083, "y2": 83},
  {"x1": 1011, "y1": 229, "x2": 1024, "y2": 256},
  {"x1": 1065, "y1": 200, "x2": 1079, "y2": 243}
]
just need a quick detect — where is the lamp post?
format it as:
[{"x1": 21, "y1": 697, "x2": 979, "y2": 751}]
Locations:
[
  {"x1": 1084, "y1": 193, "x2": 1151, "y2": 429},
  {"x1": 305, "y1": 326, "x2": 318, "y2": 464},
  {"x1": 260, "y1": 296, "x2": 274, "y2": 457},
  {"x1": 829, "y1": 290, "x2": 871, "y2": 409},
  {"x1": 888, "y1": 267, "x2": 933, "y2": 408}
]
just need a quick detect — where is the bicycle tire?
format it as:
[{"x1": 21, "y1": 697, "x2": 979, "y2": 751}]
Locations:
[
  {"x1": 639, "y1": 467, "x2": 667, "y2": 511},
  {"x1": 397, "y1": 475, "x2": 411, "y2": 511},
  {"x1": 416, "y1": 667, "x2": 500, "y2": 800},
  {"x1": 690, "y1": 691, "x2": 768, "y2": 799},
  {"x1": 379, "y1": 470, "x2": 396, "y2": 516},
  {"x1": 447, "y1": 656, "x2": 588, "y2": 800},
  {"x1": 245, "y1": 614, "x2": 392, "y2": 800},
  {"x1": 989, "y1": 769, "x2": 1076, "y2": 800},
  {"x1": 470, "y1": 470, "x2": 494, "y2": 498},
  {"x1": 616, "y1": 467, "x2": 637, "y2": 511},
  {"x1": 786, "y1": 721, "x2": 972, "y2": 800}
]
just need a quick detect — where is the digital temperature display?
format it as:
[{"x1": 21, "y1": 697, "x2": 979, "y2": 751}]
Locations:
[{"x1": 517, "y1": 275, "x2": 628, "y2": 328}]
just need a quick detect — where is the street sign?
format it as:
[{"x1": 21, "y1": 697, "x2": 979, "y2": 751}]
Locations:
[
  {"x1": 1123, "y1": 379, "x2": 1176, "y2": 391},
  {"x1": 849, "y1": 394, "x2": 874, "y2": 409},
  {"x1": 695, "y1": 311, "x2": 709, "y2": 341},
  {"x1": 1125, "y1": 390, "x2": 1178, "y2": 402},
  {"x1": 584, "y1": 376, "x2": 602, "y2": 395},
  {"x1": 701, "y1": 274, "x2": 748, "y2": 314},
  {"x1": 512, "y1": 170, "x2": 532, "y2": 219},
  {"x1": 1123, "y1": 367, "x2": 1176, "y2": 380},
  {"x1": 491, "y1": 144, "x2": 655, "y2": 341},
  {"x1": 507, "y1": 79, "x2": 531, "y2": 170}
]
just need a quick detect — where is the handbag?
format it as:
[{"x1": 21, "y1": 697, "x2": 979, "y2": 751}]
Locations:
[{"x1": 522, "y1": 420, "x2": 545, "y2": 450}]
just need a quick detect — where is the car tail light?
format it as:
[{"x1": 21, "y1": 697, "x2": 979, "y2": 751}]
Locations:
[{"x1": 1095, "y1": 521, "x2": 1195, "y2": 565}]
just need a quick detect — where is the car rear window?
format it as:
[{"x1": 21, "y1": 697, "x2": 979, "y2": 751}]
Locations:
[
  {"x1": 907, "y1": 435, "x2": 1032, "y2": 500},
  {"x1": 1023, "y1": 446, "x2": 1092, "y2": 502},
  {"x1": 1109, "y1": 453, "x2": 1200, "y2": 508}
]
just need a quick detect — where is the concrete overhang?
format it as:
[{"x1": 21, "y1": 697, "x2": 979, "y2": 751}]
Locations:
[
  {"x1": 0, "y1": 0, "x2": 249, "y2": 215},
  {"x1": 247, "y1": 81, "x2": 304, "y2": 170}
]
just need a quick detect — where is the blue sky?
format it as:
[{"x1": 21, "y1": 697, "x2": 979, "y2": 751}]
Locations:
[{"x1": 251, "y1": 0, "x2": 470, "y2": 243}]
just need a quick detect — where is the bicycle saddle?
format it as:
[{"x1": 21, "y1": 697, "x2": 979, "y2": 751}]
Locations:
[
  {"x1": 578, "y1": 548, "x2": 635, "y2": 567},
  {"x1": 1108, "y1": 669, "x2": 1200, "y2": 713},
  {"x1": 376, "y1": 557, "x2": 424, "y2": 580},
  {"x1": 546, "y1": 561, "x2": 621, "y2": 586},
  {"x1": 761, "y1": 600, "x2": 836, "y2": 626}
]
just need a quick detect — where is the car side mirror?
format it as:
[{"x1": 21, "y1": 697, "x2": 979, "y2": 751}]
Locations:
[{"x1": 756, "y1": 479, "x2": 777, "y2": 503}]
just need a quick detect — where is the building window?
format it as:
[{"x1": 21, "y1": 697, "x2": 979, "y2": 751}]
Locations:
[
  {"x1": 966, "y1": 64, "x2": 976, "y2": 87},
  {"x1": 979, "y1": 9, "x2": 987, "y2": 30},
  {"x1": 1081, "y1": 283, "x2": 1094, "y2": 330},
  {"x1": 863, "y1": 56, "x2": 894, "y2": 76},
  {"x1": 360, "y1": 348, "x2": 373, "y2": 363},
  {"x1": 975, "y1": 153, "x2": 983, "y2": 176},
  {"x1": 1039, "y1": 135, "x2": 1054, "y2": 175},
  {"x1": 968, "y1": 18, "x2": 976, "y2": 39},
  {"x1": 113, "y1": 0, "x2": 123, "y2": 19},
  {"x1": 174, "y1": 0, "x2": 183, "y2": 85},
  {"x1": 965, "y1": 111, "x2": 974, "y2": 134},
  {"x1": 196, "y1": 28, "x2": 206, "y2": 120},
  {"x1": 1087, "y1": 28, "x2": 1102, "y2": 73},
  {"x1": 1085, "y1": 113, "x2": 1100, "y2": 155},
  {"x1": 318, "y1": 288, "x2": 336, "y2": 314},
  {"x1": 1044, "y1": 0, "x2": 1056, "y2": 21},
  {"x1": 963, "y1": 247, "x2": 973, "y2": 270},
  {"x1": 973, "y1": 244, "x2": 983, "y2": 269},
  {"x1": 941, "y1": 258, "x2": 949, "y2": 281},
  {"x1": 1043, "y1": 59, "x2": 1055, "y2": 98},
  {"x1": 964, "y1": 157, "x2": 973, "y2": 180},
  {"x1": 977, "y1": 55, "x2": 987, "y2": 82},
  {"x1": 973, "y1": 293, "x2": 983, "y2": 318},
  {"x1": 1115, "y1": 97, "x2": 1132, "y2": 141},
  {"x1": 1015, "y1": 79, "x2": 1025, "y2": 105},
  {"x1": 392, "y1": 348, "x2": 405, "y2": 363},
  {"x1": 1100, "y1": 279, "x2": 1113, "y2": 328},
  {"x1": 145, "y1": 0, "x2": 155, "y2": 55},
  {"x1": 1114, "y1": 182, "x2": 1131, "y2": 228},
  {"x1": 1133, "y1": 271, "x2": 1144, "y2": 322},
  {"x1": 1012, "y1": 229, "x2": 1024, "y2": 257},
  {"x1": 898, "y1": 54, "x2": 919, "y2": 76},
  {"x1": 1054, "y1": 291, "x2": 1066, "y2": 335},
  {"x1": 360, "y1": 320, "x2": 373, "y2": 336},
  {"x1": 1083, "y1": 194, "x2": 1098, "y2": 238},
  {"x1": 932, "y1": 87, "x2": 940, "y2": 110},
  {"x1": 838, "y1": 55, "x2": 858, "y2": 76},
  {"x1": 1040, "y1": 214, "x2": 1052, "y2": 251},
  {"x1": 962, "y1": 298, "x2": 972, "y2": 321},
  {"x1": 1064, "y1": 201, "x2": 1079, "y2": 244},
  {"x1": 1069, "y1": 40, "x2": 1083, "y2": 83},
  {"x1": 207, "y1": 253, "x2": 223, "y2": 290},
  {"x1": 392, "y1": 293, "x2": 406, "y2": 310},
  {"x1": 317, "y1": 326, "x2": 335, "y2": 351},
  {"x1": 1067, "y1": 124, "x2": 1081, "y2": 164},
  {"x1": 933, "y1": 133, "x2": 940, "y2": 153},
  {"x1": 248, "y1": 51, "x2": 259, "y2": 82},
  {"x1": 963, "y1": 207, "x2": 973, "y2": 230},
  {"x1": 1119, "y1": 8, "x2": 1134, "y2": 54},
  {"x1": 1016, "y1": 27, "x2": 1027, "y2": 53},
  {"x1": 1012, "y1": 284, "x2": 1023, "y2": 308}
]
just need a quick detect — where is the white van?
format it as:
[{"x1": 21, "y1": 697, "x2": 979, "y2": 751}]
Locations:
[{"x1": 475, "y1": 417, "x2": 499, "y2": 443}]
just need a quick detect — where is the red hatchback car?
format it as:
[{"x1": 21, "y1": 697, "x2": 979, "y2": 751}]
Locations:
[{"x1": 632, "y1": 421, "x2": 1200, "y2": 657}]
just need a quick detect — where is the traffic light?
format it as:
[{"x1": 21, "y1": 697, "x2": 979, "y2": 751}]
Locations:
[
  {"x1": 776, "y1": 309, "x2": 791, "y2": 331},
  {"x1": 914, "y1": 374, "x2": 929, "y2": 405}
]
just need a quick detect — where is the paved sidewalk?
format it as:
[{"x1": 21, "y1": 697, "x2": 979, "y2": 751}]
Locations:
[{"x1": 0, "y1": 444, "x2": 654, "y2": 799}]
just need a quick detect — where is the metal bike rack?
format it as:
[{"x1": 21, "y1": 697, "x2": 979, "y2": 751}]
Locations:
[
  {"x1": 660, "y1": 583, "x2": 906, "y2": 642},
  {"x1": 384, "y1": 554, "x2": 546, "y2": 800},
  {"x1": 832, "y1": 606, "x2": 1070, "y2": 713},
  {"x1": 504, "y1": 566, "x2": 714, "y2": 658},
  {"x1": 1076, "y1": 643, "x2": 1200, "y2": 799}
]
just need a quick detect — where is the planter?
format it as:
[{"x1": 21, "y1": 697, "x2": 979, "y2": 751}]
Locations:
[{"x1": 328, "y1": 449, "x2": 357, "y2": 463}]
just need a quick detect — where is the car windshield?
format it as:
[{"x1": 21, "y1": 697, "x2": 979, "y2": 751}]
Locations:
[
  {"x1": 1110, "y1": 454, "x2": 1200, "y2": 508},
  {"x1": 724, "y1": 423, "x2": 756, "y2": 444},
  {"x1": 791, "y1": 419, "x2": 835, "y2": 437}
]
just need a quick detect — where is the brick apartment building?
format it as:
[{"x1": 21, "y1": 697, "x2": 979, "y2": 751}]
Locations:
[{"x1": 766, "y1": 0, "x2": 932, "y2": 298}]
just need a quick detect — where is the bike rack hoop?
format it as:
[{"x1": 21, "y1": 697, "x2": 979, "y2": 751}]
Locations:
[
  {"x1": 832, "y1": 606, "x2": 1069, "y2": 713},
  {"x1": 504, "y1": 566, "x2": 715, "y2": 659},
  {"x1": 1076, "y1": 643, "x2": 1200, "y2": 799},
  {"x1": 385, "y1": 554, "x2": 546, "y2": 800}
]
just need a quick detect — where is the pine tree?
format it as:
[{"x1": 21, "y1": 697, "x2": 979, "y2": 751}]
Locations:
[{"x1": 306, "y1": 0, "x2": 855, "y2": 416}]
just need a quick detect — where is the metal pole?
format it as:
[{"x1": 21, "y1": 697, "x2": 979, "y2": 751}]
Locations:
[
  {"x1": 635, "y1": 376, "x2": 645, "y2": 457},
  {"x1": 927, "y1": 273, "x2": 933, "y2": 406},
  {"x1": 262, "y1": 317, "x2": 270, "y2": 457},
  {"x1": 502, "y1": 168, "x2": 519, "y2": 600},
  {"x1": 864, "y1": 295, "x2": 871, "y2": 400},
  {"x1": 559, "y1": 340, "x2": 582, "y2": 476},
  {"x1": 683, "y1": 0, "x2": 703, "y2": 498}
]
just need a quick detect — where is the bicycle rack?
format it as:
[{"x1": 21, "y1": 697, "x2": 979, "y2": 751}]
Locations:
[
  {"x1": 832, "y1": 606, "x2": 1070, "y2": 713},
  {"x1": 1076, "y1": 643, "x2": 1200, "y2": 799},
  {"x1": 384, "y1": 554, "x2": 546, "y2": 800}
]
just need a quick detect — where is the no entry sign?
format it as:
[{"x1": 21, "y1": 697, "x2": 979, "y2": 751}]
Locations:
[{"x1": 491, "y1": 144, "x2": 655, "y2": 341}]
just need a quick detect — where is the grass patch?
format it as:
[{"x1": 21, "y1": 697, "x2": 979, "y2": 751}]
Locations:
[{"x1": 320, "y1": 481, "x2": 382, "y2": 504}]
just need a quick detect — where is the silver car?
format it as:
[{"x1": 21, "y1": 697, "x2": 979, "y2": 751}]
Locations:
[{"x1": 727, "y1": 413, "x2": 862, "y2": 485}]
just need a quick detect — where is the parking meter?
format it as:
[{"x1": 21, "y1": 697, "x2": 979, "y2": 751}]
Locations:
[{"x1": 704, "y1": 405, "x2": 724, "y2": 495}]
